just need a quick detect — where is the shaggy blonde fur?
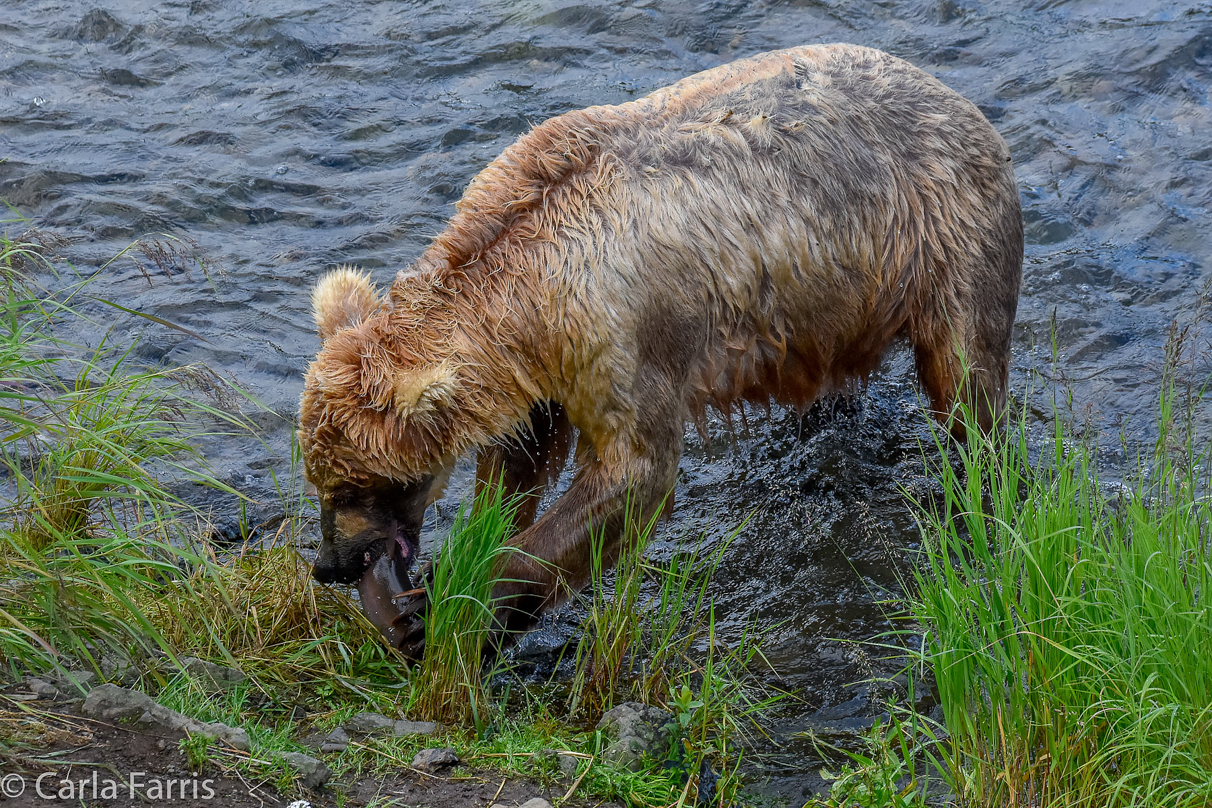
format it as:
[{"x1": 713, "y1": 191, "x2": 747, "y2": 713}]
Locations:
[
  {"x1": 312, "y1": 266, "x2": 381, "y2": 341},
  {"x1": 300, "y1": 43, "x2": 1023, "y2": 643}
]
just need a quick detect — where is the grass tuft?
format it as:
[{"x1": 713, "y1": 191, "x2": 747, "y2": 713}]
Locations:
[
  {"x1": 410, "y1": 483, "x2": 518, "y2": 727},
  {"x1": 0, "y1": 219, "x2": 399, "y2": 699},
  {"x1": 569, "y1": 499, "x2": 656, "y2": 717},
  {"x1": 908, "y1": 376, "x2": 1212, "y2": 807}
]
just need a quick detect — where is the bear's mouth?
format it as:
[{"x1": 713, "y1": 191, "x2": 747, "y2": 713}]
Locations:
[
  {"x1": 384, "y1": 517, "x2": 418, "y2": 596},
  {"x1": 358, "y1": 518, "x2": 417, "y2": 597}
]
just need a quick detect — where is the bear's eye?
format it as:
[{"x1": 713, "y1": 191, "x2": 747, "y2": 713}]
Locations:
[{"x1": 328, "y1": 487, "x2": 361, "y2": 508}]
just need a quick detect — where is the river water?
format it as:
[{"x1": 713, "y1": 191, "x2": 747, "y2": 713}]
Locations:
[{"x1": 3, "y1": 0, "x2": 1210, "y2": 801}]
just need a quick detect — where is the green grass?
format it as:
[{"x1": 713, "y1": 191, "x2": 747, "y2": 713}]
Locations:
[
  {"x1": 907, "y1": 378, "x2": 1212, "y2": 808},
  {"x1": 568, "y1": 498, "x2": 657, "y2": 717},
  {"x1": 0, "y1": 220, "x2": 404, "y2": 695},
  {"x1": 566, "y1": 504, "x2": 781, "y2": 804},
  {"x1": 810, "y1": 707, "x2": 935, "y2": 808},
  {"x1": 570, "y1": 507, "x2": 761, "y2": 717},
  {"x1": 0, "y1": 224, "x2": 237, "y2": 674},
  {"x1": 0, "y1": 215, "x2": 775, "y2": 805},
  {"x1": 409, "y1": 483, "x2": 518, "y2": 727},
  {"x1": 144, "y1": 673, "x2": 720, "y2": 807}
]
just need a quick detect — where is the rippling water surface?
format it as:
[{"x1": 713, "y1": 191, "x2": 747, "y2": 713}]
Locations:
[{"x1": 3, "y1": 0, "x2": 1210, "y2": 799}]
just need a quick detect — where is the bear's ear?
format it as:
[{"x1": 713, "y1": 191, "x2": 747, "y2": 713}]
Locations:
[
  {"x1": 313, "y1": 265, "x2": 382, "y2": 341},
  {"x1": 394, "y1": 362, "x2": 459, "y2": 421}
]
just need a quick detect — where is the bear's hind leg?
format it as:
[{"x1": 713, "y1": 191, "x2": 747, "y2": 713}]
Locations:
[
  {"x1": 912, "y1": 321, "x2": 1008, "y2": 438},
  {"x1": 912, "y1": 329, "x2": 966, "y2": 437}
]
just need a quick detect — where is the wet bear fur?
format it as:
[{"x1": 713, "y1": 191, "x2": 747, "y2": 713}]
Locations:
[{"x1": 298, "y1": 43, "x2": 1023, "y2": 654}]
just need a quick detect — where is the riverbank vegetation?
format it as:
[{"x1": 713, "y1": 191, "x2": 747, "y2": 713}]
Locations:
[
  {"x1": 0, "y1": 223, "x2": 775, "y2": 805},
  {"x1": 3, "y1": 219, "x2": 1210, "y2": 807},
  {"x1": 915, "y1": 377, "x2": 1211, "y2": 808},
  {"x1": 813, "y1": 358, "x2": 1212, "y2": 808}
]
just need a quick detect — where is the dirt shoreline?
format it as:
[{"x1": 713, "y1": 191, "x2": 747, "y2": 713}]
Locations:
[{"x1": 0, "y1": 697, "x2": 616, "y2": 808}]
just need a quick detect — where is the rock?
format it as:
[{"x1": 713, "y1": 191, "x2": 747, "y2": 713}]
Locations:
[
  {"x1": 798, "y1": 709, "x2": 877, "y2": 752},
  {"x1": 179, "y1": 657, "x2": 247, "y2": 690},
  {"x1": 596, "y1": 702, "x2": 674, "y2": 770},
  {"x1": 534, "y1": 749, "x2": 579, "y2": 779},
  {"x1": 52, "y1": 669, "x2": 98, "y2": 695},
  {"x1": 319, "y1": 726, "x2": 350, "y2": 753},
  {"x1": 81, "y1": 684, "x2": 250, "y2": 751},
  {"x1": 492, "y1": 800, "x2": 552, "y2": 808},
  {"x1": 344, "y1": 711, "x2": 440, "y2": 738},
  {"x1": 696, "y1": 758, "x2": 720, "y2": 806},
  {"x1": 410, "y1": 747, "x2": 459, "y2": 772},
  {"x1": 73, "y1": 9, "x2": 125, "y2": 41},
  {"x1": 54, "y1": 668, "x2": 98, "y2": 697},
  {"x1": 297, "y1": 733, "x2": 325, "y2": 751},
  {"x1": 393, "y1": 718, "x2": 440, "y2": 736},
  {"x1": 82, "y1": 683, "x2": 157, "y2": 721},
  {"x1": 558, "y1": 753, "x2": 580, "y2": 778},
  {"x1": 97, "y1": 651, "x2": 139, "y2": 687},
  {"x1": 279, "y1": 752, "x2": 331, "y2": 790},
  {"x1": 26, "y1": 677, "x2": 60, "y2": 700},
  {"x1": 344, "y1": 711, "x2": 396, "y2": 736}
]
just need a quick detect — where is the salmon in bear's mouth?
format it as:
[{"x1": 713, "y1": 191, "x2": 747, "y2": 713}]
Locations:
[{"x1": 354, "y1": 520, "x2": 418, "y2": 647}]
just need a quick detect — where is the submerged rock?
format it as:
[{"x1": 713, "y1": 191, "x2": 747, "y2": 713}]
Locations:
[
  {"x1": 72, "y1": 9, "x2": 125, "y2": 41},
  {"x1": 596, "y1": 702, "x2": 674, "y2": 771}
]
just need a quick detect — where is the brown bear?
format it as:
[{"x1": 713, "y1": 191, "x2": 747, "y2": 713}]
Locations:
[{"x1": 298, "y1": 43, "x2": 1023, "y2": 657}]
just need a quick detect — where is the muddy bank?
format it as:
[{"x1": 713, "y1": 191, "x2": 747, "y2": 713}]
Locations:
[{"x1": 0, "y1": 693, "x2": 612, "y2": 808}]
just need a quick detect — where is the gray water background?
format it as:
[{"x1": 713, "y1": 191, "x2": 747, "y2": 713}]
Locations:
[{"x1": 3, "y1": 0, "x2": 1211, "y2": 801}]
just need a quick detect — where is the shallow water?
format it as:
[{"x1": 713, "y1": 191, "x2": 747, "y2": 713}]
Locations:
[{"x1": 3, "y1": 0, "x2": 1211, "y2": 800}]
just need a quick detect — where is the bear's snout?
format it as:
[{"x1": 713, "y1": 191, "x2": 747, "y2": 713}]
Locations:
[
  {"x1": 310, "y1": 539, "x2": 343, "y2": 584},
  {"x1": 311, "y1": 535, "x2": 374, "y2": 585}
]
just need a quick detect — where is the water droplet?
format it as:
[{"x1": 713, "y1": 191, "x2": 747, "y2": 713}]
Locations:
[
  {"x1": 276, "y1": 164, "x2": 289, "y2": 175},
  {"x1": 32, "y1": 97, "x2": 45, "y2": 107}
]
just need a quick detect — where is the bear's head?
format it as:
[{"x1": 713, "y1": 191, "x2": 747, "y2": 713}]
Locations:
[{"x1": 298, "y1": 266, "x2": 459, "y2": 591}]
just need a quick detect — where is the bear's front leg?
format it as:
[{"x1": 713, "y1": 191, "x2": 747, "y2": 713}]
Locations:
[
  {"x1": 489, "y1": 428, "x2": 683, "y2": 642},
  {"x1": 475, "y1": 401, "x2": 575, "y2": 531},
  {"x1": 392, "y1": 437, "x2": 681, "y2": 659}
]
